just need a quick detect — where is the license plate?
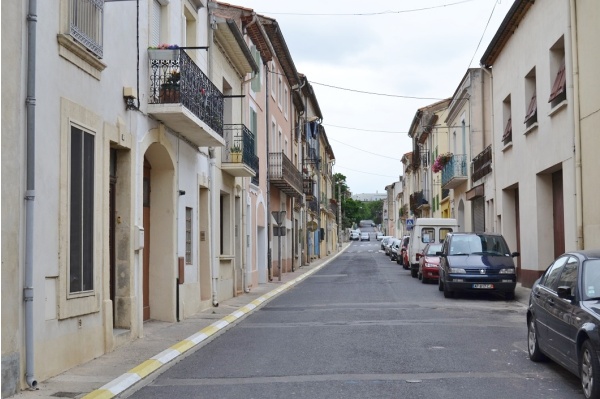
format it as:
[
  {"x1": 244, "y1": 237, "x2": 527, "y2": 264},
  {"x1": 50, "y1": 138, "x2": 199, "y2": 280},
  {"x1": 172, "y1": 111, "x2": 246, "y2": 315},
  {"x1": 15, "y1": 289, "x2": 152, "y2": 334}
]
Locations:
[{"x1": 473, "y1": 283, "x2": 494, "y2": 289}]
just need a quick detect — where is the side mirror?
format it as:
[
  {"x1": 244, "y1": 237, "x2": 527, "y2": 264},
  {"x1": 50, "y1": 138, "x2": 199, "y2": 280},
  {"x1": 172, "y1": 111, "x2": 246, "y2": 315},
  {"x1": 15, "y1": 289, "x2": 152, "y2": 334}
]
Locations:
[
  {"x1": 557, "y1": 286, "x2": 573, "y2": 300},
  {"x1": 512, "y1": 252, "x2": 520, "y2": 257},
  {"x1": 416, "y1": 253, "x2": 421, "y2": 260}
]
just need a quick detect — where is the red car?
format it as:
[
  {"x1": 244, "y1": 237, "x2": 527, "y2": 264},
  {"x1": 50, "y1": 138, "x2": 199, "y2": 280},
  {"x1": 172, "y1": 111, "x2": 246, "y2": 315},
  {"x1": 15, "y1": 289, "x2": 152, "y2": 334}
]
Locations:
[{"x1": 417, "y1": 243, "x2": 443, "y2": 283}]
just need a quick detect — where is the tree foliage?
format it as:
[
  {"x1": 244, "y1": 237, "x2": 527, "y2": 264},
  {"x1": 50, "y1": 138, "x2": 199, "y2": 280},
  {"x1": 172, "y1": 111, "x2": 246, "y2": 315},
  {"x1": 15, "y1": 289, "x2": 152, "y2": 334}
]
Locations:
[{"x1": 333, "y1": 173, "x2": 383, "y2": 228}]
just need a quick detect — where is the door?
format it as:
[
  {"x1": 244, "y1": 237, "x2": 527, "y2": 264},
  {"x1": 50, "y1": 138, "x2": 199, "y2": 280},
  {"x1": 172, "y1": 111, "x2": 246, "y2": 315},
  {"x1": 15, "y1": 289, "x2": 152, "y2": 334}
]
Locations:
[
  {"x1": 109, "y1": 149, "x2": 117, "y2": 325},
  {"x1": 552, "y1": 171, "x2": 565, "y2": 258},
  {"x1": 143, "y1": 159, "x2": 151, "y2": 321}
]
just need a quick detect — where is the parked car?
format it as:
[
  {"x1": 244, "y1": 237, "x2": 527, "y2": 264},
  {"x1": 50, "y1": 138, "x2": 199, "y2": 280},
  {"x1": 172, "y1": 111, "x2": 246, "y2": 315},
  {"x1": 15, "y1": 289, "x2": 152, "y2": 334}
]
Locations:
[
  {"x1": 376, "y1": 232, "x2": 385, "y2": 240},
  {"x1": 527, "y1": 250, "x2": 600, "y2": 399},
  {"x1": 417, "y1": 243, "x2": 443, "y2": 283},
  {"x1": 383, "y1": 237, "x2": 396, "y2": 256},
  {"x1": 438, "y1": 232, "x2": 519, "y2": 299},
  {"x1": 360, "y1": 232, "x2": 370, "y2": 241},
  {"x1": 380, "y1": 236, "x2": 392, "y2": 250},
  {"x1": 399, "y1": 235, "x2": 410, "y2": 269},
  {"x1": 390, "y1": 238, "x2": 402, "y2": 262},
  {"x1": 409, "y1": 218, "x2": 458, "y2": 280},
  {"x1": 349, "y1": 230, "x2": 360, "y2": 241}
]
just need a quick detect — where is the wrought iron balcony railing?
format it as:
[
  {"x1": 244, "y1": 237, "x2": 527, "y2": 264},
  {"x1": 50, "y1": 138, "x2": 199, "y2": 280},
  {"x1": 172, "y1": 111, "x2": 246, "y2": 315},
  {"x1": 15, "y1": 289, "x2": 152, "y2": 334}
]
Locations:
[
  {"x1": 303, "y1": 178, "x2": 315, "y2": 200},
  {"x1": 221, "y1": 124, "x2": 259, "y2": 178},
  {"x1": 149, "y1": 48, "x2": 224, "y2": 137},
  {"x1": 268, "y1": 152, "x2": 303, "y2": 197},
  {"x1": 441, "y1": 154, "x2": 468, "y2": 189}
]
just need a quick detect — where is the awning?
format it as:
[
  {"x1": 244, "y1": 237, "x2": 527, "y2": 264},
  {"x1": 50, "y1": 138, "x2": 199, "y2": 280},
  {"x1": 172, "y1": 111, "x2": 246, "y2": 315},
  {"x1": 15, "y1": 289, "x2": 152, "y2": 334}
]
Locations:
[{"x1": 466, "y1": 184, "x2": 485, "y2": 200}]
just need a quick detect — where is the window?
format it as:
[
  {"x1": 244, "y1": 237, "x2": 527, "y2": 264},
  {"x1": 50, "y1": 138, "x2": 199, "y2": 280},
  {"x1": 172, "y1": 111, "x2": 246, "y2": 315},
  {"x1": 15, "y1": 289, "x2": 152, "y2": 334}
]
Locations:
[
  {"x1": 70, "y1": 0, "x2": 104, "y2": 58},
  {"x1": 284, "y1": 87, "x2": 289, "y2": 117},
  {"x1": 542, "y1": 255, "x2": 568, "y2": 291},
  {"x1": 278, "y1": 76, "x2": 283, "y2": 108},
  {"x1": 548, "y1": 37, "x2": 567, "y2": 109},
  {"x1": 421, "y1": 227, "x2": 435, "y2": 243},
  {"x1": 502, "y1": 95, "x2": 512, "y2": 146},
  {"x1": 556, "y1": 257, "x2": 578, "y2": 293},
  {"x1": 185, "y1": 207, "x2": 192, "y2": 264},
  {"x1": 271, "y1": 63, "x2": 276, "y2": 97},
  {"x1": 524, "y1": 68, "x2": 537, "y2": 127},
  {"x1": 69, "y1": 126, "x2": 95, "y2": 293},
  {"x1": 439, "y1": 228, "x2": 452, "y2": 243},
  {"x1": 251, "y1": 46, "x2": 262, "y2": 93}
]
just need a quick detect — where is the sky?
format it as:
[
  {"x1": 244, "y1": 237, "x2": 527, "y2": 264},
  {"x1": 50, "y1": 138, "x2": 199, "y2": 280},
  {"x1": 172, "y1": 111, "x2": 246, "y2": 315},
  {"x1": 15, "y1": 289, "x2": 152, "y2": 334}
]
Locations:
[{"x1": 232, "y1": 0, "x2": 516, "y2": 195}]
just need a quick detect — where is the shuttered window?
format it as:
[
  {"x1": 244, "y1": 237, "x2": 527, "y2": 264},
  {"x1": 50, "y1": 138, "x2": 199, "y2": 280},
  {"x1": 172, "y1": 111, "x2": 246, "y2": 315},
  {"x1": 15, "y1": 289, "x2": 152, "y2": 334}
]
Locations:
[
  {"x1": 251, "y1": 46, "x2": 262, "y2": 93},
  {"x1": 69, "y1": 126, "x2": 95, "y2": 293},
  {"x1": 548, "y1": 62, "x2": 566, "y2": 105},
  {"x1": 502, "y1": 118, "x2": 512, "y2": 146},
  {"x1": 472, "y1": 197, "x2": 485, "y2": 233},
  {"x1": 150, "y1": 0, "x2": 162, "y2": 47},
  {"x1": 524, "y1": 94, "x2": 537, "y2": 125}
]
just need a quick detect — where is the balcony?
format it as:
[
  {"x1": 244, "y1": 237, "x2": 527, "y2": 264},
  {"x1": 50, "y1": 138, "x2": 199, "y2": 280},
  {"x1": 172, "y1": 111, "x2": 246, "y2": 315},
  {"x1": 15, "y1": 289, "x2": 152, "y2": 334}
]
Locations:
[
  {"x1": 303, "y1": 178, "x2": 315, "y2": 201},
  {"x1": 268, "y1": 152, "x2": 303, "y2": 197},
  {"x1": 442, "y1": 154, "x2": 468, "y2": 189},
  {"x1": 221, "y1": 124, "x2": 258, "y2": 178},
  {"x1": 148, "y1": 48, "x2": 225, "y2": 148},
  {"x1": 472, "y1": 145, "x2": 492, "y2": 182},
  {"x1": 410, "y1": 190, "x2": 429, "y2": 215}
]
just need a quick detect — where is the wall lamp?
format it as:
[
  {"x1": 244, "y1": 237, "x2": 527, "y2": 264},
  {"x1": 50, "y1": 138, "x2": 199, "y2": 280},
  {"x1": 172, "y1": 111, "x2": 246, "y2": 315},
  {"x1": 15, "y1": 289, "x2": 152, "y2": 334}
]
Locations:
[{"x1": 123, "y1": 87, "x2": 137, "y2": 110}]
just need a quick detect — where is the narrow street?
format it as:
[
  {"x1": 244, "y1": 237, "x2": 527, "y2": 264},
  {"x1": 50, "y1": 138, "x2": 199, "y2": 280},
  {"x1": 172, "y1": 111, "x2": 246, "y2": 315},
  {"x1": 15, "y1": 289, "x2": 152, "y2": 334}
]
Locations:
[{"x1": 125, "y1": 236, "x2": 583, "y2": 399}]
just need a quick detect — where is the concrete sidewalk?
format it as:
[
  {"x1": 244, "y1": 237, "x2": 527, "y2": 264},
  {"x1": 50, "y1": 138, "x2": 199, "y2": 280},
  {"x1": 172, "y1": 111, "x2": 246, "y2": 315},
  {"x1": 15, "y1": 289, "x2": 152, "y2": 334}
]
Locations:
[{"x1": 13, "y1": 248, "x2": 348, "y2": 399}]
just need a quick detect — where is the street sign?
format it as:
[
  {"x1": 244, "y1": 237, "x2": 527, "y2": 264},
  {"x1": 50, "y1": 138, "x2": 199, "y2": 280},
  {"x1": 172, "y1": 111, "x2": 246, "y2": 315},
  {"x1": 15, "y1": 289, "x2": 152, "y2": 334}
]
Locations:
[
  {"x1": 406, "y1": 218, "x2": 414, "y2": 230},
  {"x1": 273, "y1": 226, "x2": 286, "y2": 236}
]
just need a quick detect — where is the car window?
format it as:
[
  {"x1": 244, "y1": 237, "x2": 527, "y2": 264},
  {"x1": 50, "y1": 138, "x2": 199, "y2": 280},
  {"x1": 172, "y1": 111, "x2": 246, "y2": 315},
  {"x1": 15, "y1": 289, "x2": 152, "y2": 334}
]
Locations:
[
  {"x1": 582, "y1": 259, "x2": 600, "y2": 299},
  {"x1": 440, "y1": 228, "x2": 452, "y2": 243},
  {"x1": 426, "y1": 244, "x2": 443, "y2": 255},
  {"x1": 556, "y1": 256, "x2": 578, "y2": 293},
  {"x1": 422, "y1": 228, "x2": 435, "y2": 243},
  {"x1": 543, "y1": 256, "x2": 569, "y2": 291}
]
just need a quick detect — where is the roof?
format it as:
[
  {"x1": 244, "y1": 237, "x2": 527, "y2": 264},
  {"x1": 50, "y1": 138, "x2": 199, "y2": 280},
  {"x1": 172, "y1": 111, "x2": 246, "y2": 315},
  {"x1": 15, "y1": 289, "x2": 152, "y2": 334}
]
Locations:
[
  {"x1": 257, "y1": 15, "x2": 301, "y2": 89},
  {"x1": 480, "y1": 0, "x2": 535, "y2": 68}
]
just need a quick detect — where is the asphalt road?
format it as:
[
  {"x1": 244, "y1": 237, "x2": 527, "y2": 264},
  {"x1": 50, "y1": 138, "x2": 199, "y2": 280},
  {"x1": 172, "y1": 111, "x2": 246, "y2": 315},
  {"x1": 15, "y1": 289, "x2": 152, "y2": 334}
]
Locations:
[{"x1": 125, "y1": 236, "x2": 584, "y2": 399}]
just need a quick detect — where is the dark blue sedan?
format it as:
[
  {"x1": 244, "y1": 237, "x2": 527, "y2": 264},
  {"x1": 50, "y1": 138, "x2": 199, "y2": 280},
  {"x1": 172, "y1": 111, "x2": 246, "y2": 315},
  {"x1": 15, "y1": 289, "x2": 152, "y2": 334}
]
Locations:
[{"x1": 527, "y1": 250, "x2": 600, "y2": 399}]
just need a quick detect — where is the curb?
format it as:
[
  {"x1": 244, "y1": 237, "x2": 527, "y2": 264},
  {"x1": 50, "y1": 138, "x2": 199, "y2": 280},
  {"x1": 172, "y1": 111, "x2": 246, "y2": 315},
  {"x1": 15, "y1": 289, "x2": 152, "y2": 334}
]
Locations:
[{"x1": 81, "y1": 247, "x2": 348, "y2": 399}]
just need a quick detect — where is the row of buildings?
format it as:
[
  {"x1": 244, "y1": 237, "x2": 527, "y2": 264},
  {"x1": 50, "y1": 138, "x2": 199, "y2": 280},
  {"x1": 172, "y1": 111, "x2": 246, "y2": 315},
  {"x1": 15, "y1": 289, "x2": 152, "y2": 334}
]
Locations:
[
  {"x1": 383, "y1": 0, "x2": 599, "y2": 286},
  {"x1": 1, "y1": 0, "x2": 341, "y2": 396}
]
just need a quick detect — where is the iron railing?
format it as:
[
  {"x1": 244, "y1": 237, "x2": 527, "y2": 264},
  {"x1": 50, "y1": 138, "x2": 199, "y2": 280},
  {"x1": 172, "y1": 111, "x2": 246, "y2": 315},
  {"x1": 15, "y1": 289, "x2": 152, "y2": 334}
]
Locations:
[
  {"x1": 442, "y1": 154, "x2": 468, "y2": 186},
  {"x1": 149, "y1": 48, "x2": 224, "y2": 136},
  {"x1": 70, "y1": 0, "x2": 104, "y2": 58},
  {"x1": 268, "y1": 152, "x2": 303, "y2": 197},
  {"x1": 222, "y1": 124, "x2": 259, "y2": 176}
]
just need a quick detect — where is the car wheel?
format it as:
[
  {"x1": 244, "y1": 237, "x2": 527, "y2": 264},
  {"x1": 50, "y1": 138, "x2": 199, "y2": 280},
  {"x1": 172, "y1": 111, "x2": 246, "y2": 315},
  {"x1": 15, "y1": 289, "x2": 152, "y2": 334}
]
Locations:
[
  {"x1": 527, "y1": 316, "x2": 547, "y2": 362},
  {"x1": 396, "y1": 258, "x2": 401, "y2": 265},
  {"x1": 504, "y1": 291, "x2": 515, "y2": 300},
  {"x1": 438, "y1": 278, "x2": 444, "y2": 291},
  {"x1": 421, "y1": 275, "x2": 428, "y2": 284},
  {"x1": 581, "y1": 340, "x2": 600, "y2": 399},
  {"x1": 411, "y1": 269, "x2": 418, "y2": 278},
  {"x1": 443, "y1": 281, "x2": 454, "y2": 298}
]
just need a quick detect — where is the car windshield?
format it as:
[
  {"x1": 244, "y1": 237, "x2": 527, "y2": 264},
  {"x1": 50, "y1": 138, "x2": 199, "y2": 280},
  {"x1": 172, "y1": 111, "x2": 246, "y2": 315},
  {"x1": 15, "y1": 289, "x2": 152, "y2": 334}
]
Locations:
[
  {"x1": 426, "y1": 244, "x2": 443, "y2": 255},
  {"x1": 449, "y1": 234, "x2": 510, "y2": 256},
  {"x1": 582, "y1": 259, "x2": 600, "y2": 300}
]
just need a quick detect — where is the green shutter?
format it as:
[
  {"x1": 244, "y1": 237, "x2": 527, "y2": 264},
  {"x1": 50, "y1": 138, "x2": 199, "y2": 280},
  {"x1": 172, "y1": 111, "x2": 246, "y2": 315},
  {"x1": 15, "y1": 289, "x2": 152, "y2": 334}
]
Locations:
[{"x1": 251, "y1": 46, "x2": 262, "y2": 92}]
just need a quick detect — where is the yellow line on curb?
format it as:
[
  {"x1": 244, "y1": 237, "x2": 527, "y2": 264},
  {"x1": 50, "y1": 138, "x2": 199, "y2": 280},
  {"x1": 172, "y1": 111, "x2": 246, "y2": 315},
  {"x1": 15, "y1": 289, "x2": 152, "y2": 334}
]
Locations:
[
  {"x1": 81, "y1": 389, "x2": 114, "y2": 399},
  {"x1": 129, "y1": 359, "x2": 162, "y2": 377},
  {"x1": 170, "y1": 339, "x2": 195, "y2": 354}
]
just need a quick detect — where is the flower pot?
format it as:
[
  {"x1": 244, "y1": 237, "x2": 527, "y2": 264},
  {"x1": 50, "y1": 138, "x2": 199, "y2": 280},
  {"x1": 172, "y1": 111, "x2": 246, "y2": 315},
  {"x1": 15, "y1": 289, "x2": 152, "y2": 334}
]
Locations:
[
  {"x1": 231, "y1": 152, "x2": 242, "y2": 163},
  {"x1": 160, "y1": 83, "x2": 180, "y2": 103},
  {"x1": 148, "y1": 49, "x2": 179, "y2": 61}
]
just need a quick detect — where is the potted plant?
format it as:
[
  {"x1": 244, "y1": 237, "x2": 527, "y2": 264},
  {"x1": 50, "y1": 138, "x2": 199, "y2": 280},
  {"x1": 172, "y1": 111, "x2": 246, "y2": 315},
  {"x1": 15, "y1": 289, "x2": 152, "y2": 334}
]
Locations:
[
  {"x1": 160, "y1": 69, "x2": 180, "y2": 103},
  {"x1": 148, "y1": 44, "x2": 180, "y2": 61},
  {"x1": 432, "y1": 152, "x2": 453, "y2": 173},
  {"x1": 230, "y1": 144, "x2": 242, "y2": 162}
]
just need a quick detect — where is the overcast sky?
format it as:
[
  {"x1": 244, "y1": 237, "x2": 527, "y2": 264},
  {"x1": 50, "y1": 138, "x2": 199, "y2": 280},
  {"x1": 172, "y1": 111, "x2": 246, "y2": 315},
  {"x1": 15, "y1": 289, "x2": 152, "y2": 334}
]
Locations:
[{"x1": 234, "y1": 0, "x2": 515, "y2": 195}]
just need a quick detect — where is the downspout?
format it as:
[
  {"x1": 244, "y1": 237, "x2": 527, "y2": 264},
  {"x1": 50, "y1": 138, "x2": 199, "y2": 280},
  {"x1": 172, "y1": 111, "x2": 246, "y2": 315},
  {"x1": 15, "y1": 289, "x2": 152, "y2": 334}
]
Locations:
[
  {"x1": 265, "y1": 61, "x2": 272, "y2": 281},
  {"x1": 244, "y1": 192, "x2": 250, "y2": 292},
  {"x1": 208, "y1": 149, "x2": 219, "y2": 306},
  {"x1": 25, "y1": 0, "x2": 38, "y2": 389},
  {"x1": 569, "y1": 0, "x2": 583, "y2": 250}
]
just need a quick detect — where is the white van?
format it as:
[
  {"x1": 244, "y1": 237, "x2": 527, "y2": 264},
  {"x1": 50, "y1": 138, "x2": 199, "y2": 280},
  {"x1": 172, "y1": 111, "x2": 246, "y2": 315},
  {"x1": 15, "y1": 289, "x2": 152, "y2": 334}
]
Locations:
[{"x1": 408, "y1": 218, "x2": 458, "y2": 278}]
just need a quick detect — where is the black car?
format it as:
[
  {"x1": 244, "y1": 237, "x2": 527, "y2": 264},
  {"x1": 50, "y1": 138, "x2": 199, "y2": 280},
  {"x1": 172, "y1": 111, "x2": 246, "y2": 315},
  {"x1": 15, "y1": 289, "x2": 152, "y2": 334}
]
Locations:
[
  {"x1": 527, "y1": 250, "x2": 600, "y2": 399},
  {"x1": 437, "y1": 232, "x2": 519, "y2": 299}
]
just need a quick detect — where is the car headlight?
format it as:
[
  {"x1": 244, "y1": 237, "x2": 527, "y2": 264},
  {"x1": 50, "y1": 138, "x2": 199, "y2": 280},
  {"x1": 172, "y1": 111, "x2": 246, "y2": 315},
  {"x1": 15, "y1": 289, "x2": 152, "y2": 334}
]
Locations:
[
  {"x1": 449, "y1": 267, "x2": 466, "y2": 274},
  {"x1": 499, "y1": 268, "x2": 515, "y2": 274},
  {"x1": 425, "y1": 262, "x2": 437, "y2": 268}
]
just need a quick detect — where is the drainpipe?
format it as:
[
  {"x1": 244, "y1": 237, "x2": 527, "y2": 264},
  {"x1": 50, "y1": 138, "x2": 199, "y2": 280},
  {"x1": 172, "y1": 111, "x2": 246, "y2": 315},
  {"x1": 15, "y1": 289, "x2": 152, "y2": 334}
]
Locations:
[
  {"x1": 569, "y1": 0, "x2": 583, "y2": 250},
  {"x1": 208, "y1": 148, "x2": 218, "y2": 306},
  {"x1": 24, "y1": 0, "x2": 38, "y2": 389},
  {"x1": 244, "y1": 192, "x2": 251, "y2": 292}
]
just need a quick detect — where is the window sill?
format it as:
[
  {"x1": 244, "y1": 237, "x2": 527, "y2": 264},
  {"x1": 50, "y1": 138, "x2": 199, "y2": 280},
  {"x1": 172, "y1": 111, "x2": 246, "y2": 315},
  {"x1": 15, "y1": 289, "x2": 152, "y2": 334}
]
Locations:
[
  {"x1": 523, "y1": 122, "x2": 538, "y2": 136},
  {"x1": 501, "y1": 142, "x2": 513, "y2": 152},
  {"x1": 548, "y1": 100, "x2": 568, "y2": 117},
  {"x1": 57, "y1": 34, "x2": 107, "y2": 80}
]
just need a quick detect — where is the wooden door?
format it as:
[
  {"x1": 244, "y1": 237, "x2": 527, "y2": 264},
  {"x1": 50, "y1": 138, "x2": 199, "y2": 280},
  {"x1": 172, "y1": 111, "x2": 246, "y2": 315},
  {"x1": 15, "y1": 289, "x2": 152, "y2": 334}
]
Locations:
[
  {"x1": 143, "y1": 159, "x2": 151, "y2": 321},
  {"x1": 552, "y1": 170, "x2": 565, "y2": 258}
]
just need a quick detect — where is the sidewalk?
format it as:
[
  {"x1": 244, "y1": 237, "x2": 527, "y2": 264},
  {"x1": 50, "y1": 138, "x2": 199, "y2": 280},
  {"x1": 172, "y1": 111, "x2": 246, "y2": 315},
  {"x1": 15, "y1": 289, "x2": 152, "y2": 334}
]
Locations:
[{"x1": 13, "y1": 247, "x2": 349, "y2": 399}]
